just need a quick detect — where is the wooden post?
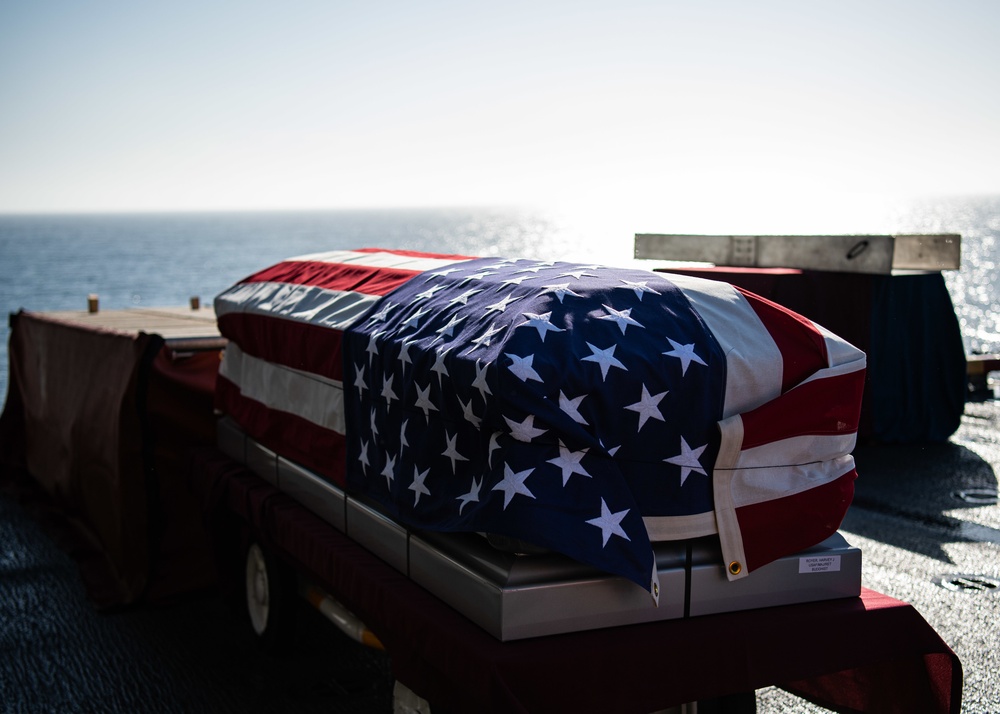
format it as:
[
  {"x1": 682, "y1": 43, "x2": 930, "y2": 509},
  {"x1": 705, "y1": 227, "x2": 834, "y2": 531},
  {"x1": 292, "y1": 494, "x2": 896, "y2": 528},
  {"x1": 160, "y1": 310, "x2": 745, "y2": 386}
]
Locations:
[
  {"x1": 87, "y1": 294, "x2": 99, "y2": 313},
  {"x1": 190, "y1": 296, "x2": 201, "y2": 310}
]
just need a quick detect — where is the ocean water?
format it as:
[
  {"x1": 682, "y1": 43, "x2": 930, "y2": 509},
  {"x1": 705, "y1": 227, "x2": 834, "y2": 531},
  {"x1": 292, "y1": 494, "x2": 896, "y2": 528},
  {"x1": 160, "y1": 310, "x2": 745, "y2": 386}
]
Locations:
[{"x1": 1, "y1": 196, "x2": 998, "y2": 398}]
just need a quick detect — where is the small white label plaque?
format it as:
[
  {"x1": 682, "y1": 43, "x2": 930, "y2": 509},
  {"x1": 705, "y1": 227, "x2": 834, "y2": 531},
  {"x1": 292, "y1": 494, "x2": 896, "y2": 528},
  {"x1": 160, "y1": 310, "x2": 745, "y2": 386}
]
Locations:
[{"x1": 798, "y1": 555, "x2": 841, "y2": 574}]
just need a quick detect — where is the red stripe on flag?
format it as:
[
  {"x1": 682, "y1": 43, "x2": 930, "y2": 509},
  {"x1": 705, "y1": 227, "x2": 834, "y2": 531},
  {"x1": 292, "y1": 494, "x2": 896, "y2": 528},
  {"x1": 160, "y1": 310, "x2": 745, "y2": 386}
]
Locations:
[
  {"x1": 240, "y1": 260, "x2": 422, "y2": 296},
  {"x1": 352, "y1": 247, "x2": 475, "y2": 260},
  {"x1": 218, "y1": 312, "x2": 347, "y2": 380},
  {"x1": 740, "y1": 370, "x2": 865, "y2": 449},
  {"x1": 735, "y1": 468, "x2": 856, "y2": 573},
  {"x1": 735, "y1": 287, "x2": 829, "y2": 394},
  {"x1": 216, "y1": 375, "x2": 347, "y2": 486}
]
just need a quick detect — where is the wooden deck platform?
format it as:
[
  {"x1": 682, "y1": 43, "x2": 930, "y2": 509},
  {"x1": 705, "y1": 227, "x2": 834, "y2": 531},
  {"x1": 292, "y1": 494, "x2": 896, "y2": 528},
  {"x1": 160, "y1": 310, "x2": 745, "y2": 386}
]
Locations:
[{"x1": 34, "y1": 305, "x2": 224, "y2": 350}]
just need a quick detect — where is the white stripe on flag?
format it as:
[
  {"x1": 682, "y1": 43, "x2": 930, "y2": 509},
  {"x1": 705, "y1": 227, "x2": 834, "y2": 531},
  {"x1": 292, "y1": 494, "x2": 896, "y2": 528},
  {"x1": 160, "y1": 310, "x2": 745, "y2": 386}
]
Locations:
[
  {"x1": 219, "y1": 342, "x2": 347, "y2": 433},
  {"x1": 713, "y1": 413, "x2": 747, "y2": 578},
  {"x1": 725, "y1": 453, "x2": 856, "y2": 509},
  {"x1": 817, "y1": 323, "x2": 866, "y2": 371},
  {"x1": 286, "y1": 249, "x2": 473, "y2": 272},
  {"x1": 215, "y1": 281, "x2": 381, "y2": 330},
  {"x1": 638, "y1": 435, "x2": 854, "y2": 541},
  {"x1": 796, "y1": 352, "x2": 866, "y2": 388},
  {"x1": 667, "y1": 273, "x2": 784, "y2": 418},
  {"x1": 642, "y1": 511, "x2": 719, "y2": 542},
  {"x1": 734, "y1": 432, "x2": 858, "y2": 472}
]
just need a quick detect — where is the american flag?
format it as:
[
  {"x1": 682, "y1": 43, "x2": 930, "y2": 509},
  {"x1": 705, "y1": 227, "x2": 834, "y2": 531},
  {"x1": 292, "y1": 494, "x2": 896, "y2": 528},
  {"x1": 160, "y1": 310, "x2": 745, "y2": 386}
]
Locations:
[{"x1": 215, "y1": 248, "x2": 866, "y2": 601}]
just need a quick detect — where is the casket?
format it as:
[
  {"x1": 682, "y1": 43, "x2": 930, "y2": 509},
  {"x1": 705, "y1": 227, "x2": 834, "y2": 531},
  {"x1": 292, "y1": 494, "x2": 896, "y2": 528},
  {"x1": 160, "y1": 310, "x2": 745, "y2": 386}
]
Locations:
[{"x1": 214, "y1": 248, "x2": 865, "y2": 615}]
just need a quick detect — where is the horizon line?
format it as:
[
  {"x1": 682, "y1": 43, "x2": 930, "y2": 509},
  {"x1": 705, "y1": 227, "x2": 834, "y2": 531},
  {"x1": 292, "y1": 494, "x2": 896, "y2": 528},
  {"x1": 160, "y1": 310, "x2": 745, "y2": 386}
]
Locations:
[{"x1": 2, "y1": 191, "x2": 999, "y2": 218}]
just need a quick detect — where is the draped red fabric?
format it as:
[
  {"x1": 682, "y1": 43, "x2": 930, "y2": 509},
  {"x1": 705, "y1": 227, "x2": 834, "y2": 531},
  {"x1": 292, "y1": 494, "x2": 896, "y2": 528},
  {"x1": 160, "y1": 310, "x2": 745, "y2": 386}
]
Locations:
[
  {"x1": 194, "y1": 450, "x2": 961, "y2": 714},
  {"x1": 0, "y1": 311, "x2": 220, "y2": 606}
]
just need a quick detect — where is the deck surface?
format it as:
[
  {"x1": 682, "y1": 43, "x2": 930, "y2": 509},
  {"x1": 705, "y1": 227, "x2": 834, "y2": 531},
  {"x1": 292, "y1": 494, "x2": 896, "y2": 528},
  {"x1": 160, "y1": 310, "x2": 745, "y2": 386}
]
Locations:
[{"x1": 36, "y1": 305, "x2": 223, "y2": 343}]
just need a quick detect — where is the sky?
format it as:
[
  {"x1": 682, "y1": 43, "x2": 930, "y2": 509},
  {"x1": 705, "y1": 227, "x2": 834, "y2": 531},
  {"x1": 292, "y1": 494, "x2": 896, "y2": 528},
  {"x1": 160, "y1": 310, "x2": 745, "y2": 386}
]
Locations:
[{"x1": 1, "y1": 0, "x2": 999, "y2": 216}]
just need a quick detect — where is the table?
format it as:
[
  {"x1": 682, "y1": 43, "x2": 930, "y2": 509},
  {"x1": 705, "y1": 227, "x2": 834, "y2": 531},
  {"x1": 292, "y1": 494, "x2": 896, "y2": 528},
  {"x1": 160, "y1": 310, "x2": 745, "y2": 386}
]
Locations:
[
  {"x1": 665, "y1": 267, "x2": 967, "y2": 443},
  {"x1": 196, "y1": 451, "x2": 962, "y2": 714}
]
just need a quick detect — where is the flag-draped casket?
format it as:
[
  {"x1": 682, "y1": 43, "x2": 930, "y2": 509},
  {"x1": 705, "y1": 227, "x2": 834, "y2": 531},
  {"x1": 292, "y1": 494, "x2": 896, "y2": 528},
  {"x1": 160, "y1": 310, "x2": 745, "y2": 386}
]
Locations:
[{"x1": 214, "y1": 248, "x2": 866, "y2": 601}]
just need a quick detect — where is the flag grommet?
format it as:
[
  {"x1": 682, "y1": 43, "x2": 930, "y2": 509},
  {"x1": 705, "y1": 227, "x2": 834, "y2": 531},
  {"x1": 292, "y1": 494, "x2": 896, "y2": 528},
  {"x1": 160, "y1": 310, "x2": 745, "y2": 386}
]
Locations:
[{"x1": 728, "y1": 561, "x2": 742, "y2": 575}]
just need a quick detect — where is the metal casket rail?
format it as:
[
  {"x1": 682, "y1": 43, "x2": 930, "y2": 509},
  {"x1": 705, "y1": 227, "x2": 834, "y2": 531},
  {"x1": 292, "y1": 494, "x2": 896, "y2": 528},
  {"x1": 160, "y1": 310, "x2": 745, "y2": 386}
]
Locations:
[{"x1": 218, "y1": 417, "x2": 862, "y2": 641}]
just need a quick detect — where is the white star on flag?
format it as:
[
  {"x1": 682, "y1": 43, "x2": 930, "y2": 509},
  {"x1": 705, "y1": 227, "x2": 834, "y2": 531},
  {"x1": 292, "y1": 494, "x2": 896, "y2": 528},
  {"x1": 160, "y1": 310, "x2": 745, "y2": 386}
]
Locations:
[
  {"x1": 442, "y1": 431, "x2": 469, "y2": 473},
  {"x1": 519, "y1": 311, "x2": 564, "y2": 341},
  {"x1": 468, "y1": 323, "x2": 504, "y2": 350},
  {"x1": 459, "y1": 270, "x2": 496, "y2": 284},
  {"x1": 431, "y1": 348, "x2": 450, "y2": 386},
  {"x1": 488, "y1": 432, "x2": 502, "y2": 467},
  {"x1": 456, "y1": 477, "x2": 482, "y2": 514},
  {"x1": 504, "y1": 414, "x2": 548, "y2": 442},
  {"x1": 599, "y1": 305, "x2": 644, "y2": 334},
  {"x1": 582, "y1": 342, "x2": 627, "y2": 381},
  {"x1": 402, "y1": 307, "x2": 430, "y2": 330},
  {"x1": 507, "y1": 353, "x2": 543, "y2": 383},
  {"x1": 624, "y1": 384, "x2": 668, "y2": 431},
  {"x1": 359, "y1": 439, "x2": 371, "y2": 474},
  {"x1": 366, "y1": 330, "x2": 384, "y2": 360},
  {"x1": 381, "y1": 374, "x2": 398, "y2": 403},
  {"x1": 620, "y1": 279, "x2": 661, "y2": 301},
  {"x1": 482, "y1": 260, "x2": 517, "y2": 269},
  {"x1": 665, "y1": 436, "x2": 708, "y2": 485},
  {"x1": 414, "y1": 383, "x2": 438, "y2": 419},
  {"x1": 368, "y1": 301, "x2": 396, "y2": 323},
  {"x1": 543, "y1": 283, "x2": 582, "y2": 303},
  {"x1": 458, "y1": 396, "x2": 482, "y2": 428},
  {"x1": 369, "y1": 408, "x2": 379, "y2": 438},
  {"x1": 436, "y1": 313, "x2": 466, "y2": 339},
  {"x1": 400, "y1": 419, "x2": 410, "y2": 448},
  {"x1": 559, "y1": 269, "x2": 597, "y2": 280},
  {"x1": 354, "y1": 363, "x2": 368, "y2": 394},
  {"x1": 558, "y1": 390, "x2": 589, "y2": 425},
  {"x1": 415, "y1": 284, "x2": 446, "y2": 300},
  {"x1": 547, "y1": 442, "x2": 592, "y2": 485},
  {"x1": 448, "y1": 288, "x2": 482, "y2": 306},
  {"x1": 486, "y1": 293, "x2": 521, "y2": 314},
  {"x1": 382, "y1": 453, "x2": 396, "y2": 488},
  {"x1": 502, "y1": 275, "x2": 532, "y2": 286},
  {"x1": 663, "y1": 338, "x2": 707, "y2": 376},
  {"x1": 492, "y1": 464, "x2": 535, "y2": 509},
  {"x1": 428, "y1": 267, "x2": 462, "y2": 279},
  {"x1": 472, "y1": 360, "x2": 492, "y2": 401},
  {"x1": 586, "y1": 498, "x2": 631, "y2": 547},
  {"x1": 409, "y1": 466, "x2": 431, "y2": 506},
  {"x1": 398, "y1": 339, "x2": 414, "y2": 367}
]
